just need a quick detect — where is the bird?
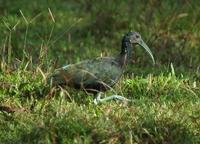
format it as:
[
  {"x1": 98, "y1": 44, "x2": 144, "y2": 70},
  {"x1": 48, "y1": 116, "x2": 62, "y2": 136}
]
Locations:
[{"x1": 48, "y1": 32, "x2": 155, "y2": 104}]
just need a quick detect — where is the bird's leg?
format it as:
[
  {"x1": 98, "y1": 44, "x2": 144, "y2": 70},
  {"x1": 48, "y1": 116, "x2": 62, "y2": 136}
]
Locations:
[{"x1": 94, "y1": 92, "x2": 130, "y2": 104}]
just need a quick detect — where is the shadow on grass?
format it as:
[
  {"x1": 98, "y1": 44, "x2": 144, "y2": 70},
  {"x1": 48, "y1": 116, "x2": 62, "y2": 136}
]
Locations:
[
  {"x1": 2, "y1": 117, "x2": 196, "y2": 144},
  {"x1": 131, "y1": 120, "x2": 196, "y2": 144}
]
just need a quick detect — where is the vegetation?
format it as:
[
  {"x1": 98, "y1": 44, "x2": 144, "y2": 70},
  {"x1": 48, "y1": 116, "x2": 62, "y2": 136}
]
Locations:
[{"x1": 0, "y1": 0, "x2": 199, "y2": 143}]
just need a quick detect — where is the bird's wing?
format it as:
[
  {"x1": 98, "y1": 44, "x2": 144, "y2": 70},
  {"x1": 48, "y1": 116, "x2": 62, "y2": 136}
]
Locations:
[{"x1": 50, "y1": 57, "x2": 123, "y2": 87}]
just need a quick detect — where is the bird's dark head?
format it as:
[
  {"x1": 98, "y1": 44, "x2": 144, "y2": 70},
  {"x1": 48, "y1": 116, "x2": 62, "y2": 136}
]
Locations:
[
  {"x1": 123, "y1": 32, "x2": 155, "y2": 64},
  {"x1": 125, "y1": 32, "x2": 141, "y2": 44}
]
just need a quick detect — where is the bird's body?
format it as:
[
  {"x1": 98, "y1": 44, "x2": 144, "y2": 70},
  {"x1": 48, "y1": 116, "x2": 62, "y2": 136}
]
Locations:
[
  {"x1": 50, "y1": 56, "x2": 124, "y2": 93},
  {"x1": 48, "y1": 32, "x2": 155, "y2": 103}
]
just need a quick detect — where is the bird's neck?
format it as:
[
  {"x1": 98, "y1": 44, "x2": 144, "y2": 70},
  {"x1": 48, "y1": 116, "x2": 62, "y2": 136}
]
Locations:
[{"x1": 117, "y1": 37, "x2": 133, "y2": 67}]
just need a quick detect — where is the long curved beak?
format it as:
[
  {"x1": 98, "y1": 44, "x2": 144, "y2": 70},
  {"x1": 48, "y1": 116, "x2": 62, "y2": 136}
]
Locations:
[{"x1": 138, "y1": 39, "x2": 155, "y2": 64}]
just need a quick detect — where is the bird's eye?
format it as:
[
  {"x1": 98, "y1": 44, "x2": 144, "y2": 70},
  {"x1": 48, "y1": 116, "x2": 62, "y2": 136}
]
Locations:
[{"x1": 135, "y1": 35, "x2": 140, "y2": 39}]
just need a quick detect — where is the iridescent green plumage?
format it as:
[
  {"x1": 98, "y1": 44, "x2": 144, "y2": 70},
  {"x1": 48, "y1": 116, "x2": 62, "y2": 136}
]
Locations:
[{"x1": 50, "y1": 57, "x2": 123, "y2": 93}]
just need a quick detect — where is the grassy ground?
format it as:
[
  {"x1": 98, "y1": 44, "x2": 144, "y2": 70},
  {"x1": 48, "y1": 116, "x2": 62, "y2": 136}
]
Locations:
[{"x1": 0, "y1": 0, "x2": 200, "y2": 143}]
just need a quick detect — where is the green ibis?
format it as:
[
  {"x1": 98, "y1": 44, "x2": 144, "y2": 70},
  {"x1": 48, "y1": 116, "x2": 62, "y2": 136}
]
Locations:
[{"x1": 49, "y1": 32, "x2": 155, "y2": 104}]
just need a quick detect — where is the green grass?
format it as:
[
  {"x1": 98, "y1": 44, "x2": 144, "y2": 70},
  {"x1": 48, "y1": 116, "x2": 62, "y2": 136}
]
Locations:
[{"x1": 0, "y1": 0, "x2": 200, "y2": 143}]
